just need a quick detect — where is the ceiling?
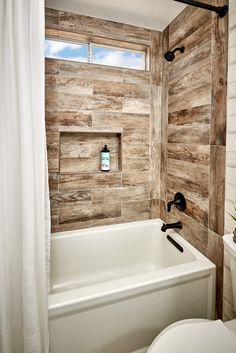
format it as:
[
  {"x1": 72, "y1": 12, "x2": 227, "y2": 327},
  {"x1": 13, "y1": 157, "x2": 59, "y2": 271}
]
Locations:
[{"x1": 45, "y1": 0, "x2": 186, "y2": 31}]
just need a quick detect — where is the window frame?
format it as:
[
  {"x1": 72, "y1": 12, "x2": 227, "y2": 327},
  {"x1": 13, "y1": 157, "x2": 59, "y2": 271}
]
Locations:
[{"x1": 45, "y1": 28, "x2": 150, "y2": 71}]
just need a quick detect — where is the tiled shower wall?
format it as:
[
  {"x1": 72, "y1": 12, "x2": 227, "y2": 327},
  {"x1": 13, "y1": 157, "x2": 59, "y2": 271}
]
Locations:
[
  {"x1": 45, "y1": 8, "x2": 162, "y2": 232},
  {"x1": 46, "y1": 2, "x2": 229, "y2": 317},
  {"x1": 160, "y1": 0, "x2": 228, "y2": 318},
  {"x1": 223, "y1": 0, "x2": 236, "y2": 320}
]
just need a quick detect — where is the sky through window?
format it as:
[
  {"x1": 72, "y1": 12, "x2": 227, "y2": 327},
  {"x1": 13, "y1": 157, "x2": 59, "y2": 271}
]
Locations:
[{"x1": 45, "y1": 39, "x2": 146, "y2": 70}]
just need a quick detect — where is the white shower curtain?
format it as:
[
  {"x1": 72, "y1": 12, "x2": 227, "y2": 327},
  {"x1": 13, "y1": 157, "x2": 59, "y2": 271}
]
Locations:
[{"x1": 0, "y1": 1, "x2": 50, "y2": 353}]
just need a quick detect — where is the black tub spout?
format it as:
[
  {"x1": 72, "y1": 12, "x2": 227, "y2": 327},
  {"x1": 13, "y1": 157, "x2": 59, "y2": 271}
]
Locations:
[{"x1": 161, "y1": 221, "x2": 182, "y2": 232}]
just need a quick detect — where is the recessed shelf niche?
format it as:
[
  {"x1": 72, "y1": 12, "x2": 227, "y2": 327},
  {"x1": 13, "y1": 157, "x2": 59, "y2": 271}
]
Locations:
[{"x1": 59, "y1": 127, "x2": 123, "y2": 174}]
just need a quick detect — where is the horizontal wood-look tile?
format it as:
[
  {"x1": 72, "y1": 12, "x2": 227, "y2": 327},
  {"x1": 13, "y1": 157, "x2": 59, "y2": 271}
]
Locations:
[
  {"x1": 45, "y1": 74, "x2": 60, "y2": 91},
  {"x1": 171, "y1": 22, "x2": 211, "y2": 68},
  {"x1": 45, "y1": 8, "x2": 59, "y2": 28},
  {"x1": 92, "y1": 112, "x2": 150, "y2": 130},
  {"x1": 56, "y1": 9, "x2": 152, "y2": 45},
  {"x1": 59, "y1": 11, "x2": 124, "y2": 39},
  {"x1": 45, "y1": 6, "x2": 161, "y2": 232},
  {"x1": 168, "y1": 84, "x2": 211, "y2": 113},
  {"x1": 93, "y1": 80, "x2": 150, "y2": 99},
  {"x1": 121, "y1": 200, "x2": 150, "y2": 217},
  {"x1": 167, "y1": 158, "x2": 209, "y2": 187},
  {"x1": 167, "y1": 144, "x2": 210, "y2": 166},
  {"x1": 50, "y1": 190, "x2": 91, "y2": 209},
  {"x1": 46, "y1": 130, "x2": 59, "y2": 172},
  {"x1": 56, "y1": 76, "x2": 94, "y2": 96},
  {"x1": 121, "y1": 213, "x2": 151, "y2": 224},
  {"x1": 167, "y1": 187, "x2": 208, "y2": 226},
  {"x1": 122, "y1": 23, "x2": 151, "y2": 44},
  {"x1": 123, "y1": 143, "x2": 150, "y2": 158},
  {"x1": 168, "y1": 5, "x2": 197, "y2": 44},
  {"x1": 59, "y1": 131, "x2": 120, "y2": 173},
  {"x1": 45, "y1": 89, "x2": 58, "y2": 113},
  {"x1": 45, "y1": 59, "x2": 60, "y2": 75},
  {"x1": 166, "y1": 207, "x2": 209, "y2": 257},
  {"x1": 91, "y1": 217, "x2": 123, "y2": 228},
  {"x1": 168, "y1": 125, "x2": 210, "y2": 145},
  {"x1": 122, "y1": 157, "x2": 150, "y2": 172},
  {"x1": 91, "y1": 185, "x2": 149, "y2": 204},
  {"x1": 167, "y1": 173, "x2": 209, "y2": 201},
  {"x1": 59, "y1": 172, "x2": 122, "y2": 191},
  {"x1": 169, "y1": 8, "x2": 211, "y2": 50},
  {"x1": 122, "y1": 171, "x2": 150, "y2": 186},
  {"x1": 168, "y1": 105, "x2": 211, "y2": 126},
  {"x1": 58, "y1": 92, "x2": 123, "y2": 112},
  {"x1": 59, "y1": 203, "x2": 121, "y2": 224},
  {"x1": 91, "y1": 187, "x2": 122, "y2": 204},
  {"x1": 121, "y1": 184, "x2": 149, "y2": 202},
  {"x1": 169, "y1": 63, "x2": 211, "y2": 96},
  {"x1": 48, "y1": 173, "x2": 59, "y2": 192},
  {"x1": 59, "y1": 60, "x2": 150, "y2": 85},
  {"x1": 60, "y1": 132, "x2": 120, "y2": 159},
  {"x1": 122, "y1": 98, "x2": 151, "y2": 114},
  {"x1": 122, "y1": 128, "x2": 149, "y2": 144},
  {"x1": 46, "y1": 112, "x2": 92, "y2": 127},
  {"x1": 168, "y1": 41, "x2": 211, "y2": 83},
  {"x1": 52, "y1": 220, "x2": 92, "y2": 233}
]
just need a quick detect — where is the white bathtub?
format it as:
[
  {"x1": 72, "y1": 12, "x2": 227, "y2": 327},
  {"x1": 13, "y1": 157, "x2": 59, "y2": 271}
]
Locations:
[{"x1": 49, "y1": 219, "x2": 215, "y2": 353}]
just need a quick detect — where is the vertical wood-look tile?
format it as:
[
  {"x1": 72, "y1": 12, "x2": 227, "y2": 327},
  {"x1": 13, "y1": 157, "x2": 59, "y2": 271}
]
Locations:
[{"x1": 209, "y1": 146, "x2": 226, "y2": 235}]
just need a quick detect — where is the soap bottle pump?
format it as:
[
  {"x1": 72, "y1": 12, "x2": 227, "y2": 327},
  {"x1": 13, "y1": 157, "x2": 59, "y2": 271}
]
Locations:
[{"x1": 101, "y1": 145, "x2": 110, "y2": 172}]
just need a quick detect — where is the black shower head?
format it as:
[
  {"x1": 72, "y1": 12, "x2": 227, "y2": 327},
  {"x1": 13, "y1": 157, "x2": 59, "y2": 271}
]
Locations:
[
  {"x1": 164, "y1": 46, "x2": 185, "y2": 62},
  {"x1": 164, "y1": 51, "x2": 175, "y2": 62}
]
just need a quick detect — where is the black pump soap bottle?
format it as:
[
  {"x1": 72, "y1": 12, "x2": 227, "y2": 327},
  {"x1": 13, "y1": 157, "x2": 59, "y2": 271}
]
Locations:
[{"x1": 101, "y1": 145, "x2": 110, "y2": 172}]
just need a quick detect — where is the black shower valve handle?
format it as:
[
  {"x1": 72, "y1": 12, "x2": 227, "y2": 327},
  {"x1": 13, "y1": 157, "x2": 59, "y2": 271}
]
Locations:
[
  {"x1": 167, "y1": 200, "x2": 180, "y2": 212},
  {"x1": 167, "y1": 193, "x2": 187, "y2": 213}
]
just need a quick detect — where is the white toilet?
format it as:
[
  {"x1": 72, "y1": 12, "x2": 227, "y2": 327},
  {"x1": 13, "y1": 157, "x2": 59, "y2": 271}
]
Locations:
[{"x1": 147, "y1": 234, "x2": 236, "y2": 353}]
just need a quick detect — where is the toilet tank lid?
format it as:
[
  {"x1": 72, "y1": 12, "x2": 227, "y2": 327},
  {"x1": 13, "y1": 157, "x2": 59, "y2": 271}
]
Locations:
[{"x1": 147, "y1": 320, "x2": 236, "y2": 353}]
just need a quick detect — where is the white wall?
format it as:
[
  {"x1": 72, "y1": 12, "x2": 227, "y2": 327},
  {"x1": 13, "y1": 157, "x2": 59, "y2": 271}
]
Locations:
[
  {"x1": 223, "y1": 0, "x2": 236, "y2": 320},
  {"x1": 225, "y1": 0, "x2": 236, "y2": 233}
]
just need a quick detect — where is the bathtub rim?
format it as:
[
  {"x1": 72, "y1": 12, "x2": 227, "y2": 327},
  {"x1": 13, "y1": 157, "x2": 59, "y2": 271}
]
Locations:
[
  {"x1": 49, "y1": 264, "x2": 215, "y2": 317},
  {"x1": 49, "y1": 219, "x2": 216, "y2": 319}
]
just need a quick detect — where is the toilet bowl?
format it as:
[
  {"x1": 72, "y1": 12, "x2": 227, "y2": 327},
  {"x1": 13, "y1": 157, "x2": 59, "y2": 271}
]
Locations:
[
  {"x1": 147, "y1": 234, "x2": 236, "y2": 353},
  {"x1": 147, "y1": 318, "x2": 236, "y2": 353}
]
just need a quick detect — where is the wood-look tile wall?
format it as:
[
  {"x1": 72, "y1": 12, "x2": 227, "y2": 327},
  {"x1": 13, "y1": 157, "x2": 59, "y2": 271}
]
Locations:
[
  {"x1": 45, "y1": 8, "x2": 162, "y2": 232},
  {"x1": 223, "y1": 0, "x2": 236, "y2": 321},
  {"x1": 161, "y1": 0, "x2": 228, "y2": 318}
]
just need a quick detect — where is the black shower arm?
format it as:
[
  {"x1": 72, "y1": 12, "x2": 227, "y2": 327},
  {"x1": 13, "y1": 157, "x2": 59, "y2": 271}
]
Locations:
[
  {"x1": 172, "y1": 47, "x2": 184, "y2": 54},
  {"x1": 174, "y1": 0, "x2": 228, "y2": 18}
]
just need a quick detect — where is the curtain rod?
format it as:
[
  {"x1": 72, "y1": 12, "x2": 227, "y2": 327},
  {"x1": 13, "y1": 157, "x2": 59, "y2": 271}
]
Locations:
[{"x1": 173, "y1": 0, "x2": 228, "y2": 18}]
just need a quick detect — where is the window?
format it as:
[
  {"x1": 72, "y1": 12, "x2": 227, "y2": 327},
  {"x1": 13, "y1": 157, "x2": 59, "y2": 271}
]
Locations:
[
  {"x1": 92, "y1": 45, "x2": 145, "y2": 70},
  {"x1": 45, "y1": 38, "x2": 147, "y2": 71},
  {"x1": 45, "y1": 39, "x2": 88, "y2": 63}
]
